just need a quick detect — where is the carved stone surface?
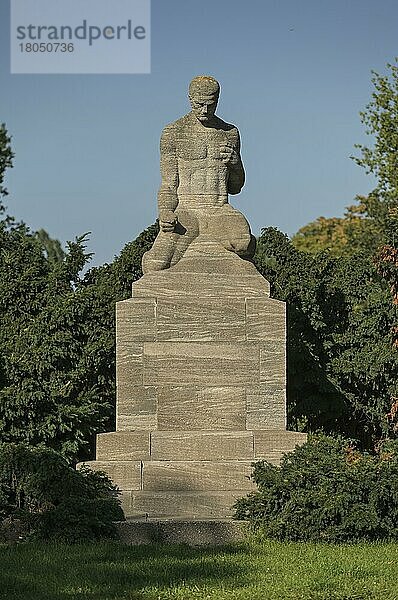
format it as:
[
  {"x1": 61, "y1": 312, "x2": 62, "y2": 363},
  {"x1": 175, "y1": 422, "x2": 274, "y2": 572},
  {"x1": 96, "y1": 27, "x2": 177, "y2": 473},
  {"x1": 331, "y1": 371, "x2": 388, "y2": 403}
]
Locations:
[
  {"x1": 157, "y1": 386, "x2": 246, "y2": 430},
  {"x1": 150, "y1": 431, "x2": 254, "y2": 461},
  {"x1": 143, "y1": 341, "x2": 259, "y2": 386},
  {"x1": 96, "y1": 431, "x2": 150, "y2": 461},
  {"x1": 246, "y1": 385, "x2": 286, "y2": 430},
  {"x1": 128, "y1": 491, "x2": 246, "y2": 519},
  {"x1": 156, "y1": 297, "x2": 246, "y2": 341},
  {"x1": 80, "y1": 461, "x2": 142, "y2": 491},
  {"x1": 143, "y1": 461, "x2": 255, "y2": 492},
  {"x1": 254, "y1": 430, "x2": 308, "y2": 458},
  {"x1": 78, "y1": 76, "x2": 307, "y2": 519},
  {"x1": 116, "y1": 299, "x2": 157, "y2": 342},
  {"x1": 116, "y1": 385, "x2": 157, "y2": 431},
  {"x1": 134, "y1": 244, "x2": 270, "y2": 299}
]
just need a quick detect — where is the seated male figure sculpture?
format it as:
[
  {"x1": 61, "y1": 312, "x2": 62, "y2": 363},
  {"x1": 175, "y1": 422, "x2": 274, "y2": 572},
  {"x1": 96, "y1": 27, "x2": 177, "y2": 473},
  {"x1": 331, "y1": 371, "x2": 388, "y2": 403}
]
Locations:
[{"x1": 142, "y1": 75, "x2": 255, "y2": 273}]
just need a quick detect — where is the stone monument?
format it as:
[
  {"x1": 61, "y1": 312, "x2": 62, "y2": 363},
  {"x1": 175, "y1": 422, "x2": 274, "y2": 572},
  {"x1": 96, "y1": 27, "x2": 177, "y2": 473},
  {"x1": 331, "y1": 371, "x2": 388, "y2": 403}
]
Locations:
[{"x1": 83, "y1": 76, "x2": 307, "y2": 519}]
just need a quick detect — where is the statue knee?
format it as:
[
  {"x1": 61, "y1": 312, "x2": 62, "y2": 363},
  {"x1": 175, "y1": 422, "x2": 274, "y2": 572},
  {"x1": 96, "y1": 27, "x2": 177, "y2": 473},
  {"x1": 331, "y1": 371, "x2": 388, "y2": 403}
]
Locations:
[
  {"x1": 235, "y1": 233, "x2": 256, "y2": 259},
  {"x1": 229, "y1": 232, "x2": 256, "y2": 259},
  {"x1": 142, "y1": 249, "x2": 171, "y2": 274}
]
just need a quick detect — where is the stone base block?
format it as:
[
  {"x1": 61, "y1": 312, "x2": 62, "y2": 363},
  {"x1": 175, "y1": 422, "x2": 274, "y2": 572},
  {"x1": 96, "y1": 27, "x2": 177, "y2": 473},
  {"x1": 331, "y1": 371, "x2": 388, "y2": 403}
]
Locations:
[
  {"x1": 94, "y1": 429, "x2": 306, "y2": 463},
  {"x1": 96, "y1": 431, "x2": 150, "y2": 461},
  {"x1": 157, "y1": 386, "x2": 246, "y2": 430},
  {"x1": 115, "y1": 289, "x2": 287, "y2": 434},
  {"x1": 78, "y1": 460, "x2": 142, "y2": 491},
  {"x1": 126, "y1": 491, "x2": 244, "y2": 519},
  {"x1": 95, "y1": 250, "x2": 308, "y2": 521},
  {"x1": 151, "y1": 431, "x2": 254, "y2": 461},
  {"x1": 132, "y1": 244, "x2": 271, "y2": 300},
  {"x1": 142, "y1": 461, "x2": 255, "y2": 492},
  {"x1": 254, "y1": 430, "x2": 308, "y2": 460},
  {"x1": 84, "y1": 429, "x2": 307, "y2": 519}
]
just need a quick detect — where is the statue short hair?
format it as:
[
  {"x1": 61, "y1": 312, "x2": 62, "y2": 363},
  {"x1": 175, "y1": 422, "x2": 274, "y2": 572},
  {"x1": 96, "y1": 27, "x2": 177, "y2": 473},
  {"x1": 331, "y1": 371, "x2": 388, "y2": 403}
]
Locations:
[{"x1": 189, "y1": 76, "x2": 220, "y2": 99}]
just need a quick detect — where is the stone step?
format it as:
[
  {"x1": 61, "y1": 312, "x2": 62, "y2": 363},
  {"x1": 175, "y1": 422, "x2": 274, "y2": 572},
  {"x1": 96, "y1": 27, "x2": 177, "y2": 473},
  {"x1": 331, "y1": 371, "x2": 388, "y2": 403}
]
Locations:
[
  {"x1": 115, "y1": 520, "x2": 248, "y2": 546},
  {"x1": 142, "y1": 460, "x2": 255, "y2": 492},
  {"x1": 78, "y1": 460, "x2": 142, "y2": 491},
  {"x1": 124, "y1": 490, "x2": 244, "y2": 519},
  {"x1": 96, "y1": 431, "x2": 150, "y2": 461},
  {"x1": 77, "y1": 459, "x2": 256, "y2": 494},
  {"x1": 82, "y1": 429, "x2": 307, "y2": 520},
  {"x1": 95, "y1": 429, "x2": 307, "y2": 462},
  {"x1": 132, "y1": 257, "x2": 270, "y2": 300},
  {"x1": 254, "y1": 430, "x2": 307, "y2": 458},
  {"x1": 150, "y1": 431, "x2": 254, "y2": 461}
]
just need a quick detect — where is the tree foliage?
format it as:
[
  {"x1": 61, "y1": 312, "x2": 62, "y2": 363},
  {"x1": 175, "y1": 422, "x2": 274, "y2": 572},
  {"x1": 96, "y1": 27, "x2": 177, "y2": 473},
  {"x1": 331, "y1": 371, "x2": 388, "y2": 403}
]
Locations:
[
  {"x1": 0, "y1": 124, "x2": 13, "y2": 209},
  {"x1": 254, "y1": 228, "x2": 397, "y2": 445},
  {"x1": 353, "y1": 61, "x2": 398, "y2": 215},
  {"x1": 235, "y1": 434, "x2": 398, "y2": 542},
  {"x1": 0, "y1": 442, "x2": 123, "y2": 542},
  {"x1": 35, "y1": 228, "x2": 65, "y2": 264},
  {"x1": 352, "y1": 61, "x2": 398, "y2": 308},
  {"x1": 0, "y1": 216, "x2": 158, "y2": 462},
  {"x1": 291, "y1": 199, "x2": 384, "y2": 258}
]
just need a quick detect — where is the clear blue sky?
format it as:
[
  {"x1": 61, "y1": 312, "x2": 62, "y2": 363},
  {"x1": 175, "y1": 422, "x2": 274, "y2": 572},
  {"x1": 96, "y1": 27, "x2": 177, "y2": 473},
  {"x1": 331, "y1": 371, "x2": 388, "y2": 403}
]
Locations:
[{"x1": 0, "y1": 0, "x2": 396, "y2": 266}]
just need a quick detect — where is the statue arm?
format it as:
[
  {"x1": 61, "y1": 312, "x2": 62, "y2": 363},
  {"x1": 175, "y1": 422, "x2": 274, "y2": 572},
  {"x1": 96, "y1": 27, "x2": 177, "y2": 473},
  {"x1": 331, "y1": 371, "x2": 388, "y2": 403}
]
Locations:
[
  {"x1": 227, "y1": 129, "x2": 245, "y2": 195},
  {"x1": 158, "y1": 126, "x2": 179, "y2": 219}
]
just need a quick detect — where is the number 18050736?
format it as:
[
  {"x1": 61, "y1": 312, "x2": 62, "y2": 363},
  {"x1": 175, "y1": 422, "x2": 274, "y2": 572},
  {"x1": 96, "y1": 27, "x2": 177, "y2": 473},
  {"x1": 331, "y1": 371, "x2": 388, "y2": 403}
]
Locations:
[{"x1": 19, "y1": 42, "x2": 74, "y2": 52}]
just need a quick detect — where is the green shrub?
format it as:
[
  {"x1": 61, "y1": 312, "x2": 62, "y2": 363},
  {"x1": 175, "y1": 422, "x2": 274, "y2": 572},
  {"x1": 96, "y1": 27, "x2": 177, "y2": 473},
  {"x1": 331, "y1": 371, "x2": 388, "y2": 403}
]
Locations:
[
  {"x1": 0, "y1": 443, "x2": 124, "y2": 542},
  {"x1": 234, "y1": 434, "x2": 398, "y2": 542}
]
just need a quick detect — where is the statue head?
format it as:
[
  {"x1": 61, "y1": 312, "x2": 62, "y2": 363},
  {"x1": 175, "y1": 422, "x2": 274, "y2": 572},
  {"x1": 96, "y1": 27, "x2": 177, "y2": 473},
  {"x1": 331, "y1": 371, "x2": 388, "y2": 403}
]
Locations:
[{"x1": 189, "y1": 76, "x2": 220, "y2": 124}]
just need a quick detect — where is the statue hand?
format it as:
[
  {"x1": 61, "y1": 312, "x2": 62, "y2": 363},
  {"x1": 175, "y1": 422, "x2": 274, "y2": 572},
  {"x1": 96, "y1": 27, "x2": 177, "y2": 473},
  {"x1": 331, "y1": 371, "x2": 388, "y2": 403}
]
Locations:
[
  {"x1": 159, "y1": 209, "x2": 177, "y2": 232},
  {"x1": 220, "y1": 144, "x2": 239, "y2": 165}
]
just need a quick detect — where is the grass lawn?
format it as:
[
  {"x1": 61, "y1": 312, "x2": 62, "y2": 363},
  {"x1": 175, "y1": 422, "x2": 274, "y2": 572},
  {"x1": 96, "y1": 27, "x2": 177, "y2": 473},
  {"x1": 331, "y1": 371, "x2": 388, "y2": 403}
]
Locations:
[{"x1": 1, "y1": 537, "x2": 397, "y2": 600}]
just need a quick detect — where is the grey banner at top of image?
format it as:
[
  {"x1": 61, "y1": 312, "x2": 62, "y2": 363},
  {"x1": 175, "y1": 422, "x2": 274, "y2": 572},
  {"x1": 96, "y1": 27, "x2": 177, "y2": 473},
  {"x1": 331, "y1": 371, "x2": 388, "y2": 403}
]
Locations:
[{"x1": 10, "y1": 0, "x2": 150, "y2": 74}]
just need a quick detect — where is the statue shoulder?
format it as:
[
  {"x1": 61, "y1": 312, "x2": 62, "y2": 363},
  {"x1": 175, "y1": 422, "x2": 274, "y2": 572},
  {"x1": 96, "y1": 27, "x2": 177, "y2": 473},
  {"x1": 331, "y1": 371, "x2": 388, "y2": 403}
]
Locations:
[
  {"x1": 214, "y1": 119, "x2": 240, "y2": 150},
  {"x1": 161, "y1": 113, "x2": 191, "y2": 136},
  {"x1": 160, "y1": 114, "x2": 191, "y2": 152},
  {"x1": 213, "y1": 116, "x2": 239, "y2": 135}
]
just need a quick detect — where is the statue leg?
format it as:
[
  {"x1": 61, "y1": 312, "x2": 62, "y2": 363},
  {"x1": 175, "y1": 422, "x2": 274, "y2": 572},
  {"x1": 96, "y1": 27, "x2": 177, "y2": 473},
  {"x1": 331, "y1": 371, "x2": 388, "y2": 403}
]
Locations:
[
  {"x1": 207, "y1": 205, "x2": 256, "y2": 259},
  {"x1": 169, "y1": 208, "x2": 199, "y2": 266},
  {"x1": 142, "y1": 208, "x2": 199, "y2": 274},
  {"x1": 142, "y1": 231, "x2": 179, "y2": 273}
]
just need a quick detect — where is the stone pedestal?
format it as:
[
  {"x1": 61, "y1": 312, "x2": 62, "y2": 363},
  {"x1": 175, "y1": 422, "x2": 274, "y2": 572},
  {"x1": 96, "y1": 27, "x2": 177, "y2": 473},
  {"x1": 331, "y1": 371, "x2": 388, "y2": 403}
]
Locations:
[{"x1": 82, "y1": 239, "x2": 306, "y2": 518}]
